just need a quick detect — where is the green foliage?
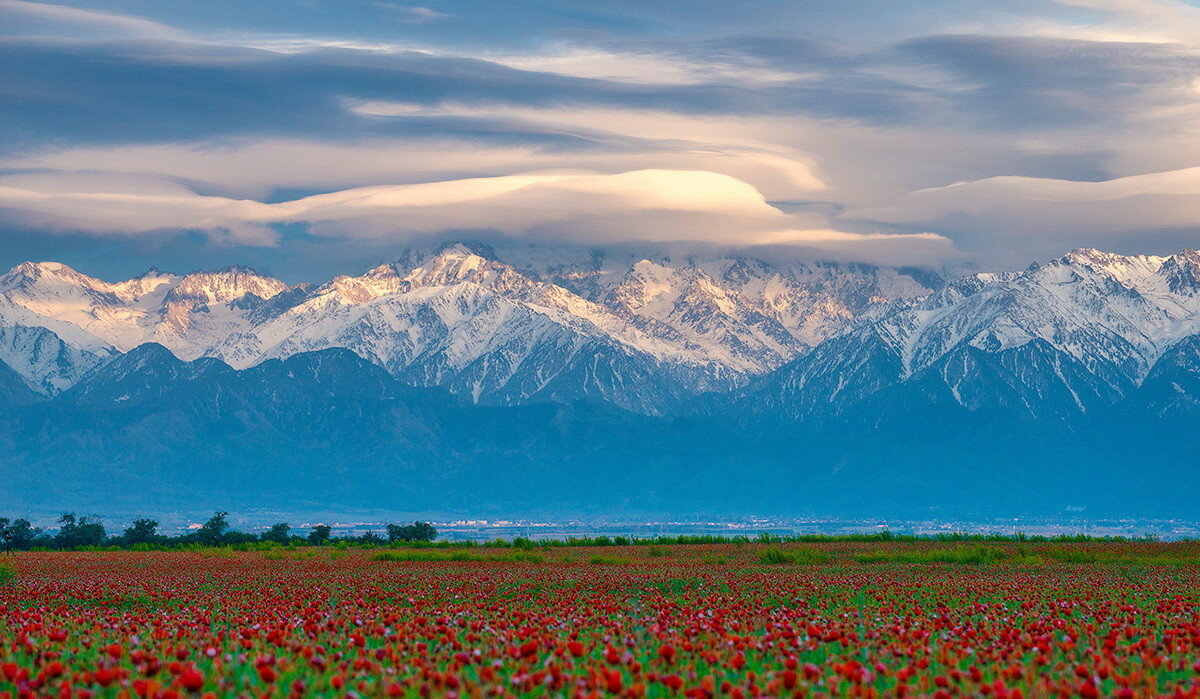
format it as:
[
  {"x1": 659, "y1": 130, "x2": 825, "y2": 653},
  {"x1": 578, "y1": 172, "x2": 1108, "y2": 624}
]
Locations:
[
  {"x1": 55, "y1": 513, "x2": 107, "y2": 549},
  {"x1": 371, "y1": 550, "x2": 543, "y2": 563},
  {"x1": 855, "y1": 545, "x2": 1010, "y2": 564},
  {"x1": 385, "y1": 521, "x2": 437, "y2": 543},
  {"x1": 758, "y1": 547, "x2": 792, "y2": 564},
  {"x1": 307, "y1": 524, "x2": 332, "y2": 545},
  {"x1": 587, "y1": 555, "x2": 630, "y2": 565},
  {"x1": 261, "y1": 522, "x2": 292, "y2": 545},
  {"x1": 759, "y1": 546, "x2": 830, "y2": 565},
  {"x1": 122, "y1": 518, "x2": 160, "y2": 546},
  {"x1": 0, "y1": 517, "x2": 39, "y2": 551},
  {"x1": 0, "y1": 561, "x2": 14, "y2": 586},
  {"x1": 195, "y1": 511, "x2": 230, "y2": 546},
  {"x1": 850, "y1": 543, "x2": 1200, "y2": 566},
  {"x1": 0, "y1": 508, "x2": 1186, "y2": 555}
]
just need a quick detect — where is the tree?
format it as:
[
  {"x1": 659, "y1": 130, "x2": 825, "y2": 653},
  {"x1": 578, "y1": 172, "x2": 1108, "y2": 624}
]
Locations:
[
  {"x1": 55, "y1": 513, "x2": 107, "y2": 548},
  {"x1": 123, "y1": 518, "x2": 159, "y2": 546},
  {"x1": 409, "y1": 521, "x2": 436, "y2": 542},
  {"x1": 195, "y1": 511, "x2": 229, "y2": 546},
  {"x1": 0, "y1": 518, "x2": 39, "y2": 551},
  {"x1": 385, "y1": 521, "x2": 437, "y2": 543},
  {"x1": 307, "y1": 524, "x2": 332, "y2": 546},
  {"x1": 261, "y1": 523, "x2": 291, "y2": 545}
]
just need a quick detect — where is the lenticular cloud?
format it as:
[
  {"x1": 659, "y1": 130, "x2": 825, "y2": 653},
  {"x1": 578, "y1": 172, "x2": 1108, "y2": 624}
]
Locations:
[{"x1": 0, "y1": 168, "x2": 949, "y2": 261}]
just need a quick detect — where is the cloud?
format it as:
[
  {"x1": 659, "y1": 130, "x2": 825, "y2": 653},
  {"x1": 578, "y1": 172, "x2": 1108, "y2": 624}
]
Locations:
[
  {"x1": 0, "y1": 125, "x2": 826, "y2": 203},
  {"x1": 0, "y1": 168, "x2": 952, "y2": 263},
  {"x1": 377, "y1": 4, "x2": 455, "y2": 25},
  {"x1": 0, "y1": 0, "x2": 184, "y2": 40},
  {"x1": 856, "y1": 166, "x2": 1200, "y2": 237},
  {"x1": 6, "y1": 0, "x2": 1200, "y2": 274},
  {"x1": 0, "y1": 37, "x2": 762, "y2": 155}
]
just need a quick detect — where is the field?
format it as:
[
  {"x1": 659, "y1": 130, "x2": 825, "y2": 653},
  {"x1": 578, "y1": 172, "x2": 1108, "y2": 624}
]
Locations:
[{"x1": 2, "y1": 541, "x2": 1200, "y2": 697}]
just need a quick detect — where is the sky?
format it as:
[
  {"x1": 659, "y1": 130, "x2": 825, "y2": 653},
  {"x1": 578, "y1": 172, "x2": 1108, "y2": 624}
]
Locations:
[{"x1": 5, "y1": 0, "x2": 1200, "y2": 281}]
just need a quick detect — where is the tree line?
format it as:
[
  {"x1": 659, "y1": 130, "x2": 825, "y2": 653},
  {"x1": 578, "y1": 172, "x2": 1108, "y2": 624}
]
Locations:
[{"x1": 0, "y1": 512, "x2": 436, "y2": 551}]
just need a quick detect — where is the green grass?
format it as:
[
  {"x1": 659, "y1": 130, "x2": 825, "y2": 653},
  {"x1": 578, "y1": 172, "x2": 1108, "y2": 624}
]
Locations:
[
  {"x1": 758, "y1": 546, "x2": 831, "y2": 565},
  {"x1": 370, "y1": 550, "x2": 544, "y2": 563},
  {"x1": 855, "y1": 544, "x2": 1010, "y2": 565},
  {"x1": 852, "y1": 543, "x2": 1200, "y2": 565},
  {"x1": 587, "y1": 555, "x2": 631, "y2": 565},
  {"x1": 0, "y1": 561, "x2": 13, "y2": 586}
]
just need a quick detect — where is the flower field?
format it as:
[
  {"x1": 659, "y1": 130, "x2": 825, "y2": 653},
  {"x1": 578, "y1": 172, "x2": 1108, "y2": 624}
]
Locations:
[{"x1": 2, "y1": 541, "x2": 1200, "y2": 697}]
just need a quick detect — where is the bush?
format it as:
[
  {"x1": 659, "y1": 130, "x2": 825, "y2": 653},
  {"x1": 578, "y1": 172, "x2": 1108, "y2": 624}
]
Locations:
[
  {"x1": 759, "y1": 546, "x2": 830, "y2": 565},
  {"x1": 759, "y1": 547, "x2": 793, "y2": 564},
  {"x1": 855, "y1": 545, "x2": 1009, "y2": 565},
  {"x1": 587, "y1": 555, "x2": 630, "y2": 565}
]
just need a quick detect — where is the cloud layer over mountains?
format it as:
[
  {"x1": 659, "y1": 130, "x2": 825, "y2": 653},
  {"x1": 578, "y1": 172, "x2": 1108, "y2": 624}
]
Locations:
[{"x1": 7, "y1": 0, "x2": 1200, "y2": 279}]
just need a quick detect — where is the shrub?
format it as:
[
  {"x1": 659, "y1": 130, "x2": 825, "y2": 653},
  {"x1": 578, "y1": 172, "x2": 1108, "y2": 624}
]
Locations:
[
  {"x1": 759, "y1": 547, "x2": 793, "y2": 564},
  {"x1": 855, "y1": 545, "x2": 1009, "y2": 565},
  {"x1": 759, "y1": 546, "x2": 830, "y2": 565},
  {"x1": 587, "y1": 555, "x2": 630, "y2": 565}
]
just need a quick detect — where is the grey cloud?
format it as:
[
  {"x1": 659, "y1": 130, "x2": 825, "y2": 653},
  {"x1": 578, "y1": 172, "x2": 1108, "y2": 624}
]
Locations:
[
  {"x1": 889, "y1": 34, "x2": 1200, "y2": 129},
  {"x1": 6, "y1": 26, "x2": 1198, "y2": 159},
  {"x1": 0, "y1": 37, "x2": 757, "y2": 155}
]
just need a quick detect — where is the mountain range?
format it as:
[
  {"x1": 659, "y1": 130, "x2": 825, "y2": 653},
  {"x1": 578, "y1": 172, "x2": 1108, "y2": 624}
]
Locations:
[
  {"x1": 3, "y1": 244, "x2": 1200, "y2": 520},
  {"x1": 0, "y1": 244, "x2": 933, "y2": 413}
]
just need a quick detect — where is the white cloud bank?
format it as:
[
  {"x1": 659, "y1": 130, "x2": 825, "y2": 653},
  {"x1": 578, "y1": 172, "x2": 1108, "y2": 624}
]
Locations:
[
  {"x1": 0, "y1": 168, "x2": 953, "y2": 264},
  {"x1": 857, "y1": 165, "x2": 1200, "y2": 236}
]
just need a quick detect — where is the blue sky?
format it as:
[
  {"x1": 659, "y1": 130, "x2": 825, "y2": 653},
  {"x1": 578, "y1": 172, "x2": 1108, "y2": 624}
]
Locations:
[{"x1": 5, "y1": 0, "x2": 1200, "y2": 281}]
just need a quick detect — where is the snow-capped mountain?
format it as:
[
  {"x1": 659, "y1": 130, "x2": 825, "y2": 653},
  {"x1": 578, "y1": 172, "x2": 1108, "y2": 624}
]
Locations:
[
  {"x1": 0, "y1": 260, "x2": 293, "y2": 356},
  {"x1": 0, "y1": 244, "x2": 933, "y2": 410},
  {"x1": 733, "y1": 248, "x2": 1200, "y2": 420},
  {"x1": 10, "y1": 246, "x2": 1200, "y2": 520}
]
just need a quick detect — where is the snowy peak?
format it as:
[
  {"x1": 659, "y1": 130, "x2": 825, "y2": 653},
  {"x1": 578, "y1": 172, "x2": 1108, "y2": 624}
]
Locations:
[
  {"x1": 742, "y1": 246, "x2": 1200, "y2": 421},
  {"x1": 1159, "y1": 250, "x2": 1200, "y2": 295},
  {"x1": 3, "y1": 261, "x2": 89, "y2": 283},
  {"x1": 110, "y1": 268, "x2": 178, "y2": 303},
  {"x1": 0, "y1": 260, "x2": 115, "y2": 300},
  {"x1": 0, "y1": 245, "x2": 941, "y2": 411},
  {"x1": 607, "y1": 259, "x2": 687, "y2": 315},
  {"x1": 165, "y1": 266, "x2": 286, "y2": 305},
  {"x1": 314, "y1": 263, "x2": 408, "y2": 306},
  {"x1": 1050, "y1": 248, "x2": 1167, "y2": 291},
  {"x1": 401, "y1": 246, "x2": 531, "y2": 292}
]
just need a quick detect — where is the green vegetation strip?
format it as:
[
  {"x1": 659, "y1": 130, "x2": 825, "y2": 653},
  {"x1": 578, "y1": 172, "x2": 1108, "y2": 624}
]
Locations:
[
  {"x1": 370, "y1": 551, "x2": 544, "y2": 563},
  {"x1": 852, "y1": 544, "x2": 1200, "y2": 565}
]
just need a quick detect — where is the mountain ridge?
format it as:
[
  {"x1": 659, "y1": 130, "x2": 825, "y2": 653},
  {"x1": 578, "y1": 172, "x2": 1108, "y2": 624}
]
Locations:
[
  {"x1": 9, "y1": 245, "x2": 1200, "y2": 425},
  {"x1": 1, "y1": 338, "x2": 1195, "y2": 519},
  {"x1": 0, "y1": 244, "x2": 936, "y2": 412}
]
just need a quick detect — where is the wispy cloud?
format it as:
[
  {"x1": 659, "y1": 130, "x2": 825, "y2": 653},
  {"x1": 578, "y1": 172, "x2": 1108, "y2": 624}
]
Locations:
[
  {"x1": 376, "y1": 3, "x2": 455, "y2": 25},
  {"x1": 5, "y1": 0, "x2": 1200, "y2": 276}
]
